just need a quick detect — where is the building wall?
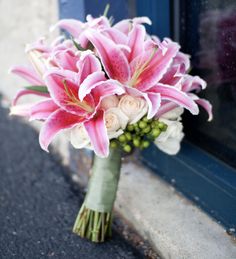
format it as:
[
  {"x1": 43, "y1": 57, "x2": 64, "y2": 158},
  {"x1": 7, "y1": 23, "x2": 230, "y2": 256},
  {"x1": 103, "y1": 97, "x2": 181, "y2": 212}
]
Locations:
[{"x1": 0, "y1": 0, "x2": 58, "y2": 101}]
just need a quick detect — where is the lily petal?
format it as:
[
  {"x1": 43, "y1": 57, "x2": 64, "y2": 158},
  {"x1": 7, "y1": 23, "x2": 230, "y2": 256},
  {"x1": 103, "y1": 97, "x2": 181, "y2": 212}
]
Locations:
[
  {"x1": 134, "y1": 39, "x2": 180, "y2": 91},
  {"x1": 101, "y1": 28, "x2": 128, "y2": 45},
  {"x1": 77, "y1": 51, "x2": 102, "y2": 84},
  {"x1": 133, "y1": 17, "x2": 152, "y2": 25},
  {"x1": 156, "y1": 102, "x2": 178, "y2": 118},
  {"x1": 189, "y1": 93, "x2": 213, "y2": 121},
  {"x1": 114, "y1": 17, "x2": 151, "y2": 35},
  {"x1": 30, "y1": 99, "x2": 59, "y2": 121},
  {"x1": 51, "y1": 19, "x2": 83, "y2": 38},
  {"x1": 149, "y1": 84, "x2": 199, "y2": 115},
  {"x1": 10, "y1": 104, "x2": 33, "y2": 117},
  {"x1": 84, "y1": 110, "x2": 109, "y2": 157},
  {"x1": 10, "y1": 65, "x2": 44, "y2": 85},
  {"x1": 128, "y1": 24, "x2": 146, "y2": 62},
  {"x1": 39, "y1": 108, "x2": 84, "y2": 151},
  {"x1": 160, "y1": 65, "x2": 183, "y2": 86},
  {"x1": 92, "y1": 80, "x2": 125, "y2": 105},
  {"x1": 173, "y1": 52, "x2": 190, "y2": 73},
  {"x1": 182, "y1": 75, "x2": 207, "y2": 92},
  {"x1": 85, "y1": 30, "x2": 130, "y2": 83},
  {"x1": 79, "y1": 71, "x2": 106, "y2": 101},
  {"x1": 195, "y1": 98, "x2": 213, "y2": 121},
  {"x1": 12, "y1": 89, "x2": 49, "y2": 106},
  {"x1": 52, "y1": 49, "x2": 79, "y2": 71},
  {"x1": 44, "y1": 71, "x2": 94, "y2": 116},
  {"x1": 145, "y1": 92, "x2": 161, "y2": 119}
]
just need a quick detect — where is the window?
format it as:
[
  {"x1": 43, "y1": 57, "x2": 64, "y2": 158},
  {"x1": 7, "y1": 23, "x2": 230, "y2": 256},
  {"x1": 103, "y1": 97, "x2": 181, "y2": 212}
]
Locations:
[{"x1": 178, "y1": 0, "x2": 236, "y2": 169}]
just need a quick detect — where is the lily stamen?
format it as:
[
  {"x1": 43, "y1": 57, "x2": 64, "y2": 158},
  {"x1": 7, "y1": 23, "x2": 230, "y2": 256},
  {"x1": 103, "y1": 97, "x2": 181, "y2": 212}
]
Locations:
[
  {"x1": 129, "y1": 47, "x2": 158, "y2": 87},
  {"x1": 63, "y1": 80, "x2": 94, "y2": 113}
]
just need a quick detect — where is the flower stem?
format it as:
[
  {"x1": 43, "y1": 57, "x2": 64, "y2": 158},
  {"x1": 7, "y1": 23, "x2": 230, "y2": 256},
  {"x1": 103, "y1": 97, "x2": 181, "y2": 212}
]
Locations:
[{"x1": 73, "y1": 148, "x2": 122, "y2": 242}]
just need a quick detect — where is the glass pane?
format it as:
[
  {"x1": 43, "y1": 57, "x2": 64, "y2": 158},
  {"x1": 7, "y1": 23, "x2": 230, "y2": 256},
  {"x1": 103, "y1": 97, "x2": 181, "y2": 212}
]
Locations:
[{"x1": 178, "y1": 0, "x2": 236, "y2": 168}]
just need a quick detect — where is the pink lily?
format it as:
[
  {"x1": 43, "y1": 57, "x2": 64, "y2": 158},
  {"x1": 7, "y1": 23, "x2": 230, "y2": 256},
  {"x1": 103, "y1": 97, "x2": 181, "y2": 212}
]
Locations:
[
  {"x1": 10, "y1": 38, "x2": 82, "y2": 105},
  {"x1": 113, "y1": 16, "x2": 152, "y2": 35},
  {"x1": 10, "y1": 65, "x2": 50, "y2": 105},
  {"x1": 37, "y1": 52, "x2": 124, "y2": 157},
  {"x1": 156, "y1": 75, "x2": 212, "y2": 121},
  {"x1": 52, "y1": 15, "x2": 111, "y2": 48},
  {"x1": 53, "y1": 15, "x2": 152, "y2": 49},
  {"x1": 181, "y1": 75, "x2": 212, "y2": 121},
  {"x1": 84, "y1": 25, "x2": 199, "y2": 119}
]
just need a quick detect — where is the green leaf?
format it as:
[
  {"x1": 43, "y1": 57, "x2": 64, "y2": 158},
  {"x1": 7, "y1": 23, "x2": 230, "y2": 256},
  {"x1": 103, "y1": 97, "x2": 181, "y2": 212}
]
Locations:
[
  {"x1": 24, "y1": 86, "x2": 49, "y2": 94},
  {"x1": 71, "y1": 37, "x2": 87, "y2": 51}
]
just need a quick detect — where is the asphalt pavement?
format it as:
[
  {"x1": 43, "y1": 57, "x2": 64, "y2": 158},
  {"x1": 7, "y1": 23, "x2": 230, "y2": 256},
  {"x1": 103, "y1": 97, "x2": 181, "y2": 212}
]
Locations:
[{"x1": 0, "y1": 104, "x2": 143, "y2": 259}]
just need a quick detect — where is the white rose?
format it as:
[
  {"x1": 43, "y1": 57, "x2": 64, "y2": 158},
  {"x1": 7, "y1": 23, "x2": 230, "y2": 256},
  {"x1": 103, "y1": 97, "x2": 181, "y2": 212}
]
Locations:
[
  {"x1": 118, "y1": 95, "x2": 148, "y2": 124},
  {"x1": 100, "y1": 95, "x2": 119, "y2": 110},
  {"x1": 155, "y1": 118, "x2": 184, "y2": 155},
  {"x1": 161, "y1": 107, "x2": 184, "y2": 120},
  {"x1": 69, "y1": 124, "x2": 90, "y2": 149},
  {"x1": 105, "y1": 107, "x2": 129, "y2": 139}
]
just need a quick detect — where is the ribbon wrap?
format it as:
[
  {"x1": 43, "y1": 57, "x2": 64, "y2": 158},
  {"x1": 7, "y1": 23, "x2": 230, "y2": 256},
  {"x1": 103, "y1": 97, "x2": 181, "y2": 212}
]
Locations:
[{"x1": 84, "y1": 148, "x2": 122, "y2": 212}]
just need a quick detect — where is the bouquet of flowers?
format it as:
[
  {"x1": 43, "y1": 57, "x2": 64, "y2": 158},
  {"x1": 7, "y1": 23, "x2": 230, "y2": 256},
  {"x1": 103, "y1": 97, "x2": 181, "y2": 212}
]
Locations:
[{"x1": 10, "y1": 8, "x2": 212, "y2": 243}]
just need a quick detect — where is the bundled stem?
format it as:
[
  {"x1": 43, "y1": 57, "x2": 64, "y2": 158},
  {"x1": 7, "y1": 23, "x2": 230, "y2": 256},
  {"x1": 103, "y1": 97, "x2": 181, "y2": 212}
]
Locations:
[
  {"x1": 73, "y1": 148, "x2": 121, "y2": 242},
  {"x1": 73, "y1": 205, "x2": 113, "y2": 242}
]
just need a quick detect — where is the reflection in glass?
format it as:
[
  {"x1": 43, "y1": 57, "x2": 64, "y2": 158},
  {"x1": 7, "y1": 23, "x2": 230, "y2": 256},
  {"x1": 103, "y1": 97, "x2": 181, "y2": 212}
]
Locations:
[{"x1": 179, "y1": 1, "x2": 236, "y2": 168}]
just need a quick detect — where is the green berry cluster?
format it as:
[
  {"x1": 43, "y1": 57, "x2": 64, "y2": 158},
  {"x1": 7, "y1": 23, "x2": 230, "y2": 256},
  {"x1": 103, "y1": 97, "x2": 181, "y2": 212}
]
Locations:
[{"x1": 110, "y1": 116, "x2": 167, "y2": 153}]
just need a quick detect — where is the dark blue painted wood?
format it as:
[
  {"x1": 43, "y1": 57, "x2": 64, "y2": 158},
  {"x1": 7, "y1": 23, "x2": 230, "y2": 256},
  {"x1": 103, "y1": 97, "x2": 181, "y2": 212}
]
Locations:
[
  {"x1": 59, "y1": 0, "x2": 85, "y2": 20},
  {"x1": 136, "y1": 0, "x2": 170, "y2": 38},
  {"x1": 59, "y1": 0, "x2": 128, "y2": 22}
]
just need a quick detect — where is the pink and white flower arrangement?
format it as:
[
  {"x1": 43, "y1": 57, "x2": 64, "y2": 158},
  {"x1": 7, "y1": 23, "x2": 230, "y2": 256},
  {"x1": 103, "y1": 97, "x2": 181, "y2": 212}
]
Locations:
[{"x1": 10, "y1": 9, "x2": 212, "y2": 242}]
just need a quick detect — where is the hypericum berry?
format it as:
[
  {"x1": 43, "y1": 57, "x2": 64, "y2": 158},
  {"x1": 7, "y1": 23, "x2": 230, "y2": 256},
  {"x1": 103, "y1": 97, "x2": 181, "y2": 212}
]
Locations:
[
  {"x1": 157, "y1": 121, "x2": 165, "y2": 130},
  {"x1": 143, "y1": 125, "x2": 151, "y2": 134},
  {"x1": 138, "y1": 121, "x2": 147, "y2": 129},
  {"x1": 133, "y1": 138, "x2": 140, "y2": 147},
  {"x1": 127, "y1": 124, "x2": 134, "y2": 132},
  {"x1": 162, "y1": 124, "x2": 168, "y2": 131},
  {"x1": 118, "y1": 134, "x2": 126, "y2": 143},
  {"x1": 141, "y1": 140, "x2": 150, "y2": 148},
  {"x1": 151, "y1": 120, "x2": 158, "y2": 128},
  {"x1": 110, "y1": 140, "x2": 118, "y2": 148},
  {"x1": 125, "y1": 132, "x2": 132, "y2": 141},
  {"x1": 151, "y1": 128, "x2": 161, "y2": 138},
  {"x1": 123, "y1": 144, "x2": 132, "y2": 153},
  {"x1": 134, "y1": 126, "x2": 140, "y2": 132},
  {"x1": 142, "y1": 116, "x2": 149, "y2": 122}
]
